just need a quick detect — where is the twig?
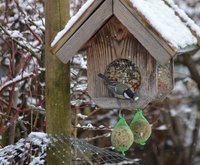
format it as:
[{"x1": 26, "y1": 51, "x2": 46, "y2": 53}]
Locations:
[
  {"x1": 0, "y1": 24, "x2": 40, "y2": 61},
  {"x1": 26, "y1": 24, "x2": 43, "y2": 45},
  {"x1": 5, "y1": 84, "x2": 15, "y2": 119},
  {"x1": 75, "y1": 125, "x2": 113, "y2": 131},
  {"x1": 0, "y1": 98, "x2": 18, "y2": 111},
  {"x1": 27, "y1": 105, "x2": 46, "y2": 115},
  {"x1": 13, "y1": 0, "x2": 45, "y2": 34},
  {"x1": 0, "y1": 72, "x2": 35, "y2": 93},
  {"x1": 83, "y1": 133, "x2": 111, "y2": 142},
  {"x1": 4, "y1": 0, "x2": 9, "y2": 22},
  {"x1": 18, "y1": 120, "x2": 28, "y2": 137},
  {"x1": 0, "y1": 113, "x2": 19, "y2": 135}
]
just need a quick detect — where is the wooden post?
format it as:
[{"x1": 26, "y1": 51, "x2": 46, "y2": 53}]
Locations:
[{"x1": 45, "y1": 0, "x2": 71, "y2": 164}]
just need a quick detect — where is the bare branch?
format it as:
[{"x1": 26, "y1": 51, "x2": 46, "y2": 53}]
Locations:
[
  {"x1": 0, "y1": 72, "x2": 35, "y2": 93},
  {"x1": 0, "y1": 24, "x2": 41, "y2": 61}
]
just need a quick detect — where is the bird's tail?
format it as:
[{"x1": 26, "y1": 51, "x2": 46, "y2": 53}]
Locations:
[{"x1": 98, "y1": 73, "x2": 109, "y2": 83}]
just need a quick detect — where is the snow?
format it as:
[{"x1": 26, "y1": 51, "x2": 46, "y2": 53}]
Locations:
[
  {"x1": 0, "y1": 72, "x2": 34, "y2": 91},
  {"x1": 10, "y1": 30, "x2": 23, "y2": 38},
  {"x1": 72, "y1": 54, "x2": 87, "y2": 69},
  {"x1": 104, "y1": 160, "x2": 139, "y2": 165},
  {"x1": 173, "y1": 79, "x2": 199, "y2": 96},
  {"x1": 51, "y1": 0, "x2": 95, "y2": 47},
  {"x1": 30, "y1": 157, "x2": 45, "y2": 165},
  {"x1": 179, "y1": 104, "x2": 193, "y2": 114},
  {"x1": 27, "y1": 97, "x2": 37, "y2": 105},
  {"x1": 77, "y1": 113, "x2": 88, "y2": 119},
  {"x1": 0, "y1": 132, "x2": 49, "y2": 165},
  {"x1": 156, "y1": 125, "x2": 168, "y2": 130},
  {"x1": 99, "y1": 125, "x2": 105, "y2": 128},
  {"x1": 75, "y1": 83, "x2": 87, "y2": 91},
  {"x1": 77, "y1": 123, "x2": 81, "y2": 127},
  {"x1": 170, "y1": 109, "x2": 178, "y2": 117},
  {"x1": 77, "y1": 123, "x2": 108, "y2": 129},
  {"x1": 4, "y1": 58, "x2": 10, "y2": 65},
  {"x1": 165, "y1": 0, "x2": 200, "y2": 36},
  {"x1": 85, "y1": 123, "x2": 94, "y2": 128},
  {"x1": 28, "y1": 132, "x2": 48, "y2": 139},
  {"x1": 18, "y1": 116, "x2": 24, "y2": 121},
  {"x1": 130, "y1": 0, "x2": 198, "y2": 49}
]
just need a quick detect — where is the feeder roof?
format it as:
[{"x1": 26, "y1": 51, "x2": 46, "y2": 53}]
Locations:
[
  {"x1": 51, "y1": 0, "x2": 95, "y2": 47},
  {"x1": 51, "y1": 0, "x2": 200, "y2": 65},
  {"x1": 130, "y1": 0, "x2": 200, "y2": 49}
]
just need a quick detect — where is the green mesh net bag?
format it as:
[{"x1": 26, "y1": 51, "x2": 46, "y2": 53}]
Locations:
[
  {"x1": 111, "y1": 116, "x2": 134, "y2": 155},
  {"x1": 130, "y1": 109, "x2": 152, "y2": 145}
]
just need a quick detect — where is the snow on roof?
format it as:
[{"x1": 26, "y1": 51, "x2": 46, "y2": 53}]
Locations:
[
  {"x1": 165, "y1": 0, "x2": 200, "y2": 36},
  {"x1": 51, "y1": 0, "x2": 200, "y2": 51},
  {"x1": 51, "y1": 0, "x2": 94, "y2": 47},
  {"x1": 130, "y1": 0, "x2": 199, "y2": 49}
]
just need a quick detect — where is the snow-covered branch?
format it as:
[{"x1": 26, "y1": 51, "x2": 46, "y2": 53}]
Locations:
[
  {"x1": 0, "y1": 24, "x2": 41, "y2": 61},
  {"x1": 0, "y1": 72, "x2": 35, "y2": 92}
]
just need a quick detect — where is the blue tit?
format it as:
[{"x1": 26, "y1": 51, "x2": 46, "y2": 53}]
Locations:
[{"x1": 98, "y1": 73, "x2": 139, "y2": 101}]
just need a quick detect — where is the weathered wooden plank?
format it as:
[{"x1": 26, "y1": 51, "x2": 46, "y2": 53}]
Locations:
[
  {"x1": 51, "y1": 0, "x2": 105, "y2": 54},
  {"x1": 114, "y1": 0, "x2": 172, "y2": 65},
  {"x1": 121, "y1": 0, "x2": 177, "y2": 56},
  {"x1": 163, "y1": 0, "x2": 200, "y2": 47},
  {"x1": 56, "y1": 0, "x2": 113, "y2": 63},
  {"x1": 156, "y1": 59, "x2": 174, "y2": 100},
  {"x1": 93, "y1": 97, "x2": 153, "y2": 110},
  {"x1": 87, "y1": 17, "x2": 158, "y2": 109},
  {"x1": 45, "y1": 0, "x2": 71, "y2": 164}
]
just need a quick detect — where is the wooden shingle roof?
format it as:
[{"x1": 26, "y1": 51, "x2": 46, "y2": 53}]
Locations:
[{"x1": 51, "y1": 0, "x2": 200, "y2": 65}]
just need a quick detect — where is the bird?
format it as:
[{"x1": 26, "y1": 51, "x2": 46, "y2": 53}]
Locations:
[{"x1": 98, "y1": 73, "x2": 139, "y2": 101}]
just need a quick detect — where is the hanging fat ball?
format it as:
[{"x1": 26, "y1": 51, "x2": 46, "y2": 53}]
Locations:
[
  {"x1": 130, "y1": 109, "x2": 152, "y2": 145},
  {"x1": 98, "y1": 73, "x2": 139, "y2": 101},
  {"x1": 105, "y1": 59, "x2": 141, "y2": 92},
  {"x1": 111, "y1": 116, "x2": 134, "y2": 155}
]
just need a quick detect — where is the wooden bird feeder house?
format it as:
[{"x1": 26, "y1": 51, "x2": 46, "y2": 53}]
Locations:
[{"x1": 51, "y1": 0, "x2": 200, "y2": 110}]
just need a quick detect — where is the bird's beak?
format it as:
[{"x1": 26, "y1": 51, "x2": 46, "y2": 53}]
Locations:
[{"x1": 134, "y1": 96, "x2": 139, "y2": 101}]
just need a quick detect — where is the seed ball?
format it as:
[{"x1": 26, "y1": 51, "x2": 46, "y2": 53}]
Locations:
[
  {"x1": 130, "y1": 119, "x2": 151, "y2": 144},
  {"x1": 111, "y1": 126, "x2": 134, "y2": 152}
]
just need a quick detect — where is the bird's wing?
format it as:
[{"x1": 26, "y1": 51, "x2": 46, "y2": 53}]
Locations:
[{"x1": 114, "y1": 83, "x2": 129, "y2": 95}]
